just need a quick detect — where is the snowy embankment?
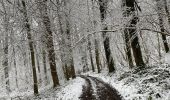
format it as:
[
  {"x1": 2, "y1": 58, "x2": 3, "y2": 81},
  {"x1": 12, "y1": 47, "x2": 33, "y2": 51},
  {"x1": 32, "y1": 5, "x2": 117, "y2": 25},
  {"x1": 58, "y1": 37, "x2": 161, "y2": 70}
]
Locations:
[
  {"x1": 0, "y1": 77, "x2": 85, "y2": 100},
  {"x1": 53, "y1": 77, "x2": 85, "y2": 100},
  {"x1": 85, "y1": 65, "x2": 170, "y2": 100}
]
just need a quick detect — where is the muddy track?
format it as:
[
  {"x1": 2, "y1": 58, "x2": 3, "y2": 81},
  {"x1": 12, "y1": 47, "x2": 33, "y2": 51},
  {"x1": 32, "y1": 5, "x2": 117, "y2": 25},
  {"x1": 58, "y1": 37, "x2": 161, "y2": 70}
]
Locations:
[
  {"x1": 79, "y1": 75, "x2": 122, "y2": 100},
  {"x1": 79, "y1": 76, "x2": 96, "y2": 100}
]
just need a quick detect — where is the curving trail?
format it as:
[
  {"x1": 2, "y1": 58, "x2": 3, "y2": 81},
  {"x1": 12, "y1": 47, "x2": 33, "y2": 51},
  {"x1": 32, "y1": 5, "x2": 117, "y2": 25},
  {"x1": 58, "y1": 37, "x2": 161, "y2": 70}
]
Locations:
[{"x1": 79, "y1": 76, "x2": 122, "y2": 100}]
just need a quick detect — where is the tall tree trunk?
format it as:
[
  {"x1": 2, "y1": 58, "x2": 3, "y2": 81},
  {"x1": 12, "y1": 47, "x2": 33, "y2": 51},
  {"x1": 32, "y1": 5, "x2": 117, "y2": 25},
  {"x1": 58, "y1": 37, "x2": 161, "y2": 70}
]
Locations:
[
  {"x1": 124, "y1": 28, "x2": 134, "y2": 68},
  {"x1": 63, "y1": 0, "x2": 76, "y2": 79},
  {"x1": 156, "y1": 0, "x2": 169, "y2": 53},
  {"x1": 13, "y1": 47, "x2": 18, "y2": 88},
  {"x1": 122, "y1": 0, "x2": 145, "y2": 67},
  {"x1": 10, "y1": 25, "x2": 19, "y2": 89},
  {"x1": 65, "y1": 19, "x2": 76, "y2": 79},
  {"x1": 95, "y1": 39, "x2": 101, "y2": 73},
  {"x1": 91, "y1": 0, "x2": 101, "y2": 72},
  {"x1": 38, "y1": 0, "x2": 59, "y2": 87},
  {"x1": 21, "y1": 0, "x2": 39, "y2": 94},
  {"x1": 164, "y1": 0, "x2": 170, "y2": 26},
  {"x1": 99, "y1": 0, "x2": 115, "y2": 72},
  {"x1": 157, "y1": 33, "x2": 162, "y2": 63},
  {"x1": 87, "y1": 0, "x2": 95, "y2": 72},
  {"x1": 55, "y1": 0, "x2": 68, "y2": 80},
  {"x1": 88, "y1": 36, "x2": 95, "y2": 72},
  {"x1": 3, "y1": 23, "x2": 10, "y2": 93},
  {"x1": 122, "y1": 0, "x2": 134, "y2": 67},
  {"x1": 2, "y1": 0, "x2": 10, "y2": 93},
  {"x1": 35, "y1": 44, "x2": 42, "y2": 86},
  {"x1": 42, "y1": 50, "x2": 48, "y2": 86}
]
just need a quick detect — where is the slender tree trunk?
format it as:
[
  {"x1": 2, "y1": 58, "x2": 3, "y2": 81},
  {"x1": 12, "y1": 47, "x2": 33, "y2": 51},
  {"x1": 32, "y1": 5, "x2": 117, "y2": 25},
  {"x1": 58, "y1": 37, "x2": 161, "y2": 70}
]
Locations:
[
  {"x1": 13, "y1": 47, "x2": 18, "y2": 88},
  {"x1": 3, "y1": 27, "x2": 10, "y2": 93},
  {"x1": 156, "y1": 0, "x2": 169, "y2": 53},
  {"x1": 122, "y1": 0, "x2": 145, "y2": 67},
  {"x1": 42, "y1": 50, "x2": 48, "y2": 86},
  {"x1": 63, "y1": 0, "x2": 76, "y2": 79},
  {"x1": 124, "y1": 29, "x2": 134, "y2": 68},
  {"x1": 122, "y1": 3, "x2": 134, "y2": 68},
  {"x1": 70, "y1": 60, "x2": 76, "y2": 78},
  {"x1": 10, "y1": 24, "x2": 19, "y2": 89},
  {"x1": 87, "y1": 0, "x2": 95, "y2": 72},
  {"x1": 99, "y1": 0, "x2": 115, "y2": 72},
  {"x1": 22, "y1": 51, "x2": 29, "y2": 87},
  {"x1": 35, "y1": 45, "x2": 42, "y2": 86},
  {"x1": 91, "y1": 0, "x2": 101, "y2": 72},
  {"x1": 21, "y1": 0, "x2": 39, "y2": 94},
  {"x1": 35, "y1": 48, "x2": 40, "y2": 73},
  {"x1": 2, "y1": 0, "x2": 10, "y2": 93},
  {"x1": 64, "y1": 64, "x2": 69, "y2": 80},
  {"x1": 164, "y1": 0, "x2": 170, "y2": 26},
  {"x1": 65, "y1": 18, "x2": 76, "y2": 79},
  {"x1": 95, "y1": 39, "x2": 101, "y2": 73},
  {"x1": 55, "y1": 0, "x2": 68, "y2": 80},
  {"x1": 88, "y1": 36, "x2": 95, "y2": 72},
  {"x1": 157, "y1": 33, "x2": 162, "y2": 63},
  {"x1": 38, "y1": 0, "x2": 59, "y2": 87},
  {"x1": 129, "y1": 17, "x2": 145, "y2": 67}
]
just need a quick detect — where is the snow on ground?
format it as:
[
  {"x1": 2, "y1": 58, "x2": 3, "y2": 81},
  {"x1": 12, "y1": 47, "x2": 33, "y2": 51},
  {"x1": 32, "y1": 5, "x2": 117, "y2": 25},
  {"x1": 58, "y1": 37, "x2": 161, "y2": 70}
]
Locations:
[
  {"x1": 0, "y1": 77, "x2": 85, "y2": 100},
  {"x1": 165, "y1": 52, "x2": 170, "y2": 65},
  {"x1": 53, "y1": 77, "x2": 85, "y2": 100},
  {"x1": 85, "y1": 65, "x2": 170, "y2": 100}
]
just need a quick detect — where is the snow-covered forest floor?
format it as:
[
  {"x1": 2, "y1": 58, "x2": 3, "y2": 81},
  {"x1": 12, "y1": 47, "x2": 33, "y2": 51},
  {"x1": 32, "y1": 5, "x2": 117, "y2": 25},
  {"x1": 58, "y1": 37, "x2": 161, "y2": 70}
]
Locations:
[
  {"x1": 1, "y1": 0, "x2": 170, "y2": 99},
  {"x1": 0, "y1": 66, "x2": 169, "y2": 100},
  {"x1": 0, "y1": 77, "x2": 85, "y2": 100},
  {"x1": 2, "y1": 64, "x2": 169, "y2": 100},
  {"x1": 84, "y1": 64, "x2": 170, "y2": 100}
]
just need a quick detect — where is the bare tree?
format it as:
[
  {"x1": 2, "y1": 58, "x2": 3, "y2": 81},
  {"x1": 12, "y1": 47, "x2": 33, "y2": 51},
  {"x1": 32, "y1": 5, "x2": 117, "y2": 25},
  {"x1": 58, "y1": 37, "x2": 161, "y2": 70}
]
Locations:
[
  {"x1": 63, "y1": 0, "x2": 76, "y2": 79},
  {"x1": 20, "y1": 0, "x2": 39, "y2": 94},
  {"x1": 1, "y1": 0, "x2": 10, "y2": 93},
  {"x1": 163, "y1": 0, "x2": 170, "y2": 26},
  {"x1": 42, "y1": 49, "x2": 48, "y2": 85},
  {"x1": 156, "y1": 0, "x2": 169, "y2": 53},
  {"x1": 87, "y1": 0, "x2": 95, "y2": 72},
  {"x1": 37, "y1": 0, "x2": 59, "y2": 87},
  {"x1": 91, "y1": 0, "x2": 101, "y2": 73},
  {"x1": 121, "y1": 0, "x2": 134, "y2": 68},
  {"x1": 122, "y1": 0, "x2": 145, "y2": 67},
  {"x1": 98, "y1": 0, "x2": 115, "y2": 72}
]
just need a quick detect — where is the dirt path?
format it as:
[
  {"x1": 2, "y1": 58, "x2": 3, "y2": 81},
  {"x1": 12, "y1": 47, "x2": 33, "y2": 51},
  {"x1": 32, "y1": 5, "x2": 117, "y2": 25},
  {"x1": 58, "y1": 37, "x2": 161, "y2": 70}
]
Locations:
[{"x1": 79, "y1": 76, "x2": 122, "y2": 100}]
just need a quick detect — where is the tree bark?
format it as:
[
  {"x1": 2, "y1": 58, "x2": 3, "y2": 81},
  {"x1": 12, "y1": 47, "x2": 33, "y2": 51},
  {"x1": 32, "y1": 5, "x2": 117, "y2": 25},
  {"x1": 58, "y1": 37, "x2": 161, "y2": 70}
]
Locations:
[
  {"x1": 37, "y1": 0, "x2": 59, "y2": 87},
  {"x1": 88, "y1": 36, "x2": 95, "y2": 72},
  {"x1": 42, "y1": 50, "x2": 48, "y2": 86},
  {"x1": 21, "y1": 0, "x2": 39, "y2": 94},
  {"x1": 157, "y1": 0, "x2": 169, "y2": 53},
  {"x1": 122, "y1": 0, "x2": 145, "y2": 67},
  {"x1": 164, "y1": 0, "x2": 170, "y2": 26},
  {"x1": 55, "y1": 0, "x2": 68, "y2": 80},
  {"x1": 124, "y1": 28, "x2": 134, "y2": 68},
  {"x1": 87, "y1": 0, "x2": 95, "y2": 72},
  {"x1": 2, "y1": 0, "x2": 10, "y2": 93},
  {"x1": 95, "y1": 39, "x2": 101, "y2": 73},
  {"x1": 63, "y1": 0, "x2": 76, "y2": 79},
  {"x1": 65, "y1": 17, "x2": 76, "y2": 79},
  {"x1": 122, "y1": 0, "x2": 134, "y2": 67},
  {"x1": 99, "y1": 0, "x2": 115, "y2": 72},
  {"x1": 13, "y1": 47, "x2": 18, "y2": 88},
  {"x1": 35, "y1": 44, "x2": 42, "y2": 86},
  {"x1": 3, "y1": 25, "x2": 10, "y2": 93},
  {"x1": 91, "y1": 0, "x2": 101, "y2": 72}
]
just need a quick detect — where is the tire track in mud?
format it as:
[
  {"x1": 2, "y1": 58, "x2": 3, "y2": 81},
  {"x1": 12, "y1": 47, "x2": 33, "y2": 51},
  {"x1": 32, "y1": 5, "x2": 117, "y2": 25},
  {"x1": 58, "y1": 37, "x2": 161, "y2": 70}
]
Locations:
[
  {"x1": 79, "y1": 76, "x2": 96, "y2": 100},
  {"x1": 79, "y1": 75, "x2": 122, "y2": 100}
]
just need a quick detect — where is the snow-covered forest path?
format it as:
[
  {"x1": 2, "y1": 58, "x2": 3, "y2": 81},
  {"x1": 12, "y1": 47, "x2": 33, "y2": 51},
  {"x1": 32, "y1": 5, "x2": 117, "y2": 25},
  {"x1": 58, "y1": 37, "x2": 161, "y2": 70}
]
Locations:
[{"x1": 79, "y1": 76, "x2": 122, "y2": 100}]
